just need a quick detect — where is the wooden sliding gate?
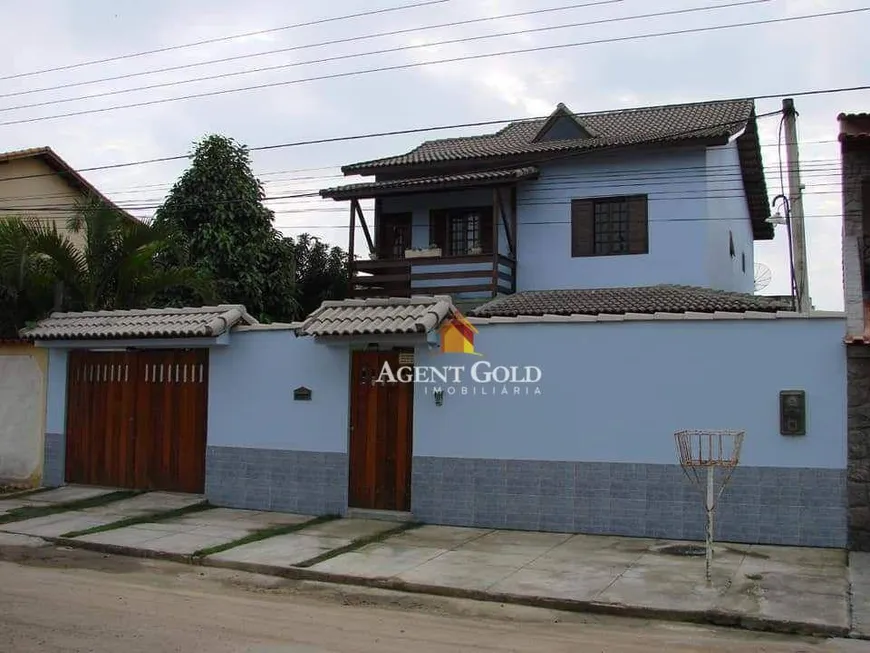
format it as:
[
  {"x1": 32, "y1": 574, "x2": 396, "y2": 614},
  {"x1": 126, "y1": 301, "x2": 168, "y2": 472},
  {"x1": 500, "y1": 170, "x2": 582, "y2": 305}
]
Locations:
[{"x1": 64, "y1": 349, "x2": 209, "y2": 493}]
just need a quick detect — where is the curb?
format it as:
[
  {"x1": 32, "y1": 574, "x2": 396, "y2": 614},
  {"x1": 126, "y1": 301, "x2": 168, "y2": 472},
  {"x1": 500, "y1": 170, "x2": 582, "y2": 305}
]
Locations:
[{"x1": 44, "y1": 535, "x2": 851, "y2": 639}]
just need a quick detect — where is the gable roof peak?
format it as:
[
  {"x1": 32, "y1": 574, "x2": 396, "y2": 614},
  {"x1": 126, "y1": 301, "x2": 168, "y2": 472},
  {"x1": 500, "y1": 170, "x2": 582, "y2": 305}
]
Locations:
[{"x1": 532, "y1": 102, "x2": 593, "y2": 142}]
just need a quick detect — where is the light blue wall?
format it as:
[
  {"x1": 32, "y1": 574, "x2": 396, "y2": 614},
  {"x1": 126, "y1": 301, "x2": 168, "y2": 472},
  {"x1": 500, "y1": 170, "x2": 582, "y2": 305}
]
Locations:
[
  {"x1": 515, "y1": 148, "x2": 711, "y2": 291},
  {"x1": 705, "y1": 142, "x2": 755, "y2": 292},
  {"x1": 412, "y1": 318, "x2": 846, "y2": 469},
  {"x1": 376, "y1": 146, "x2": 761, "y2": 294},
  {"x1": 45, "y1": 349, "x2": 68, "y2": 434},
  {"x1": 207, "y1": 330, "x2": 350, "y2": 453}
]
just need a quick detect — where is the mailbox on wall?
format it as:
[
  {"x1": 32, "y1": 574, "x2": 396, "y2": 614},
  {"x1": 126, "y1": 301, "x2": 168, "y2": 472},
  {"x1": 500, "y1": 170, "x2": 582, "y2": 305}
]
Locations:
[{"x1": 779, "y1": 390, "x2": 806, "y2": 436}]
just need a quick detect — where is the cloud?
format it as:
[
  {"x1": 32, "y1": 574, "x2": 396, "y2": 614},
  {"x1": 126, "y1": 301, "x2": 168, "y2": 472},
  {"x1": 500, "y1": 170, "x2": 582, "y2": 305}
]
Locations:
[{"x1": 0, "y1": 0, "x2": 866, "y2": 309}]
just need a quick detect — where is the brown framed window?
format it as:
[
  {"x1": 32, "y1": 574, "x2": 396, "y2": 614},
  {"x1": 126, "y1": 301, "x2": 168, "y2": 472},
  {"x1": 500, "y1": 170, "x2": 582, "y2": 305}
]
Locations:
[
  {"x1": 377, "y1": 213, "x2": 412, "y2": 259},
  {"x1": 571, "y1": 195, "x2": 648, "y2": 257},
  {"x1": 430, "y1": 207, "x2": 493, "y2": 256}
]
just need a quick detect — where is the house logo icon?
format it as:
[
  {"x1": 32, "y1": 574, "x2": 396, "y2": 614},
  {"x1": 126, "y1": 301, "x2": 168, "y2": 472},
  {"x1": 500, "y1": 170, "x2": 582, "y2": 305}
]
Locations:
[{"x1": 439, "y1": 311, "x2": 480, "y2": 355}]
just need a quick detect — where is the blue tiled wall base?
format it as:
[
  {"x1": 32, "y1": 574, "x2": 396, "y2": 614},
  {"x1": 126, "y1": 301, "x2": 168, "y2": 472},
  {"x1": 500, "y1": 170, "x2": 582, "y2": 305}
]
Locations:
[
  {"x1": 205, "y1": 446, "x2": 347, "y2": 516},
  {"x1": 411, "y1": 458, "x2": 847, "y2": 548},
  {"x1": 42, "y1": 432, "x2": 65, "y2": 487}
]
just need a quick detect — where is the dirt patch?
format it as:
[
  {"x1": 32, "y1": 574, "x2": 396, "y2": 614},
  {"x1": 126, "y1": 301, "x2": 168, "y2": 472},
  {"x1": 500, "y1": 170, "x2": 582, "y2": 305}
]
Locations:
[
  {"x1": 0, "y1": 544, "x2": 143, "y2": 574},
  {"x1": 0, "y1": 485, "x2": 31, "y2": 496}
]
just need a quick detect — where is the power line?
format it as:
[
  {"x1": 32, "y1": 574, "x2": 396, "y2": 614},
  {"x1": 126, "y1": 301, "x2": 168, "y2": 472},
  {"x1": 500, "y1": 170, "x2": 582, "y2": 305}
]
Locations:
[
  {"x1": 2, "y1": 7, "x2": 867, "y2": 127},
  {"x1": 0, "y1": 0, "x2": 626, "y2": 100},
  {"x1": 0, "y1": 0, "x2": 452, "y2": 82},
  {"x1": 0, "y1": 187, "x2": 846, "y2": 214},
  {"x1": 0, "y1": 159, "x2": 846, "y2": 205},
  {"x1": 0, "y1": 130, "x2": 846, "y2": 189},
  {"x1": 1, "y1": 0, "x2": 767, "y2": 113},
  {"x1": 0, "y1": 100, "x2": 850, "y2": 190}
]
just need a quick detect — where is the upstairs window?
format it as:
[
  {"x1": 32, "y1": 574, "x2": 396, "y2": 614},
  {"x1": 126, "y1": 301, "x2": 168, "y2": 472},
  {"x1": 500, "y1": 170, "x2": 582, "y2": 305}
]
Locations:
[
  {"x1": 430, "y1": 207, "x2": 493, "y2": 256},
  {"x1": 571, "y1": 195, "x2": 648, "y2": 257}
]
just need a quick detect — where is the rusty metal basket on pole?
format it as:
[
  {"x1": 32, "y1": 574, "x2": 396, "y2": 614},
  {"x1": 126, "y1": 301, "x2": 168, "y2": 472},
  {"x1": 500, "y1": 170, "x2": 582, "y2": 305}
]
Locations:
[{"x1": 674, "y1": 429, "x2": 745, "y2": 582}]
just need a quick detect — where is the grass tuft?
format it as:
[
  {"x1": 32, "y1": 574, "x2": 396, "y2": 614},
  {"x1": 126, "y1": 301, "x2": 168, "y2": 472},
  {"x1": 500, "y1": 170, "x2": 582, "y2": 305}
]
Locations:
[
  {"x1": 193, "y1": 514, "x2": 340, "y2": 558},
  {"x1": 294, "y1": 521, "x2": 422, "y2": 568},
  {"x1": 0, "y1": 486, "x2": 54, "y2": 499},
  {"x1": 0, "y1": 490, "x2": 141, "y2": 525},
  {"x1": 60, "y1": 501, "x2": 212, "y2": 538}
]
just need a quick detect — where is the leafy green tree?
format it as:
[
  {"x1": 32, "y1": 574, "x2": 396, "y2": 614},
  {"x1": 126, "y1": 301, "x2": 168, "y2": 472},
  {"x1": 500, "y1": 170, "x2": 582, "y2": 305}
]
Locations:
[
  {"x1": 0, "y1": 200, "x2": 210, "y2": 336},
  {"x1": 153, "y1": 135, "x2": 297, "y2": 322},
  {"x1": 0, "y1": 219, "x2": 55, "y2": 337},
  {"x1": 287, "y1": 233, "x2": 348, "y2": 318}
]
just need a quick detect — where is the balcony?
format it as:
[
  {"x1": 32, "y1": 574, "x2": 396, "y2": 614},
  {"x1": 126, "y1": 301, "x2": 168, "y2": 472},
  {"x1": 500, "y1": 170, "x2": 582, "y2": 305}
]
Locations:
[{"x1": 351, "y1": 253, "x2": 516, "y2": 299}]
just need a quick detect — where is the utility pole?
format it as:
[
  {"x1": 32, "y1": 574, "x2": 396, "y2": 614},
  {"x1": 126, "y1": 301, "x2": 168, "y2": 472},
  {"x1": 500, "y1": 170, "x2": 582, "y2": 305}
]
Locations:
[{"x1": 782, "y1": 98, "x2": 811, "y2": 312}]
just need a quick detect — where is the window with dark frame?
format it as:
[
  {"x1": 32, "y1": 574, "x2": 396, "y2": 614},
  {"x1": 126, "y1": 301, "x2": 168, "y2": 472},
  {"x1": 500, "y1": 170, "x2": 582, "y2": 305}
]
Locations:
[
  {"x1": 430, "y1": 207, "x2": 493, "y2": 256},
  {"x1": 571, "y1": 195, "x2": 648, "y2": 258},
  {"x1": 449, "y1": 212, "x2": 481, "y2": 256},
  {"x1": 593, "y1": 198, "x2": 630, "y2": 255}
]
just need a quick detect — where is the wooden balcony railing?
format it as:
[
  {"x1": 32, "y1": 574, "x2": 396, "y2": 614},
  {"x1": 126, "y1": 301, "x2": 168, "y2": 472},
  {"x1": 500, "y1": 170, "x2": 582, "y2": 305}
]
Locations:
[{"x1": 350, "y1": 253, "x2": 516, "y2": 299}]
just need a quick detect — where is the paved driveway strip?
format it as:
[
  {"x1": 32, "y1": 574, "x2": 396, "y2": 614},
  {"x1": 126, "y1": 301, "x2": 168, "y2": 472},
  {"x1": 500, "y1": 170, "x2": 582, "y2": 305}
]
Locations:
[
  {"x1": 208, "y1": 518, "x2": 399, "y2": 567},
  {"x1": 73, "y1": 507, "x2": 313, "y2": 556},
  {"x1": 0, "y1": 486, "x2": 118, "y2": 517},
  {"x1": 0, "y1": 492, "x2": 204, "y2": 538}
]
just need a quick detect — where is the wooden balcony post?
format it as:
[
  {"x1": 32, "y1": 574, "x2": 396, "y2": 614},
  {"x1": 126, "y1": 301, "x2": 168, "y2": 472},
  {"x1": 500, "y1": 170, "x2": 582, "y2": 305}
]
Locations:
[
  {"x1": 348, "y1": 199, "x2": 357, "y2": 292},
  {"x1": 491, "y1": 188, "x2": 499, "y2": 298},
  {"x1": 511, "y1": 185, "x2": 518, "y2": 293}
]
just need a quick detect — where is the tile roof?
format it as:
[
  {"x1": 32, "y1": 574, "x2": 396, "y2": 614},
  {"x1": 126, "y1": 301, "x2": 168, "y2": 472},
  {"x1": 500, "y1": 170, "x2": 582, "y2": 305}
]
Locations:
[
  {"x1": 20, "y1": 305, "x2": 257, "y2": 341},
  {"x1": 321, "y1": 167, "x2": 538, "y2": 200},
  {"x1": 470, "y1": 286, "x2": 794, "y2": 318},
  {"x1": 297, "y1": 296, "x2": 456, "y2": 337},
  {"x1": 343, "y1": 99, "x2": 755, "y2": 173},
  {"x1": 331, "y1": 99, "x2": 772, "y2": 241},
  {"x1": 0, "y1": 147, "x2": 138, "y2": 222},
  {"x1": 838, "y1": 112, "x2": 870, "y2": 143}
]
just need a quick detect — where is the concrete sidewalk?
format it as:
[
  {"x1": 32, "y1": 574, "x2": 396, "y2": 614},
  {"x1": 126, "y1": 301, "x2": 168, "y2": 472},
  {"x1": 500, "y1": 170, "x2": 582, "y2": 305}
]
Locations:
[
  {"x1": 0, "y1": 490, "x2": 203, "y2": 538},
  {"x1": 24, "y1": 496, "x2": 857, "y2": 639},
  {"x1": 0, "y1": 485, "x2": 116, "y2": 516}
]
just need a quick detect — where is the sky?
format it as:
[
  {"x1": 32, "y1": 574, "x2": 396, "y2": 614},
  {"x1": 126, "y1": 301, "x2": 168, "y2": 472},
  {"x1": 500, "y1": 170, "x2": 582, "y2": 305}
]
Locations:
[{"x1": 1, "y1": 0, "x2": 867, "y2": 310}]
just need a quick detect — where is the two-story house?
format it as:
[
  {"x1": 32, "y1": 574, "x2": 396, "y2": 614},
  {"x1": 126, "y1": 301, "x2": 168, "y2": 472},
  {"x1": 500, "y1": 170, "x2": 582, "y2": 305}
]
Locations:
[
  {"x1": 321, "y1": 98, "x2": 776, "y2": 313},
  {"x1": 24, "y1": 98, "x2": 848, "y2": 549},
  {"x1": 0, "y1": 147, "x2": 135, "y2": 486}
]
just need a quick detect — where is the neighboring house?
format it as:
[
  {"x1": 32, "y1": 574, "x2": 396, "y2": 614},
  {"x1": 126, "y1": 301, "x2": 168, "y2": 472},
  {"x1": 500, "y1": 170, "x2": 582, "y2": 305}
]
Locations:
[
  {"x1": 0, "y1": 146, "x2": 136, "y2": 249},
  {"x1": 0, "y1": 147, "x2": 134, "y2": 485},
  {"x1": 22, "y1": 98, "x2": 851, "y2": 549},
  {"x1": 839, "y1": 112, "x2": 870, "y2": 551},
  {"x1": 321, "y1": 99, "x2": 773, "y2": 311}
]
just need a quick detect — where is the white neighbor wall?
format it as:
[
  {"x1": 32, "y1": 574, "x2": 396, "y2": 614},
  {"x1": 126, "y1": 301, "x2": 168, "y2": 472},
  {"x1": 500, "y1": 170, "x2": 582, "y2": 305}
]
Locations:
[{"x1": 0, "y1": 345, "x2": 47, "y2": 483}]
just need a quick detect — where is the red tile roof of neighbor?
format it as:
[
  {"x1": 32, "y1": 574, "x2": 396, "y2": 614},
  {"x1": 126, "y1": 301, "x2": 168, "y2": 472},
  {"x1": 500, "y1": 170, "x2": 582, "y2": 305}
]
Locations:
[{"x1": 0, "y1": 146, "x2": 138, "y2": 221}]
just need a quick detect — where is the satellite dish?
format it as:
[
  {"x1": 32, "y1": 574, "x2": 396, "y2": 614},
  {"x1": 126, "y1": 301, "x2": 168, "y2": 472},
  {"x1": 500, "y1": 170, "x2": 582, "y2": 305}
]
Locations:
[{"x1": 754, "y1": 262, "x2": 772, "y2": 292}]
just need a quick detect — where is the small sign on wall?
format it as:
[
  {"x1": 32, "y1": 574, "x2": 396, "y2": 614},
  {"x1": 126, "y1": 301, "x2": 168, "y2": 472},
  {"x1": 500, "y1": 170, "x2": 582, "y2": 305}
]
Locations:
[
  {"x1": 779, "y1": 390, "x2": 806, "y2": 436},
  {"x1": 293, "y1": 386, "x2": 312, "y2": 401}
]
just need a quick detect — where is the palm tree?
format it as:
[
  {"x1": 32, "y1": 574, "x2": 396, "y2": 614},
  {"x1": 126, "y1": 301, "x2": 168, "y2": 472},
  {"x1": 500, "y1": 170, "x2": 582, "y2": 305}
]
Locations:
[{"x1": 0, "y1": 199, "x2": 212, "y2": 335}]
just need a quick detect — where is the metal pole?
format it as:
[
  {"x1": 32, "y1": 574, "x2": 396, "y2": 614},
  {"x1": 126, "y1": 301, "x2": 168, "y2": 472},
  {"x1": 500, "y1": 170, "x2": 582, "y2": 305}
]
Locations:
[
  {"x1": 782, "y1": 98, "x2": 810, "y2": 312},
  {"x1": 705, "y1": 465, "x2": 714, "y2": 582}
]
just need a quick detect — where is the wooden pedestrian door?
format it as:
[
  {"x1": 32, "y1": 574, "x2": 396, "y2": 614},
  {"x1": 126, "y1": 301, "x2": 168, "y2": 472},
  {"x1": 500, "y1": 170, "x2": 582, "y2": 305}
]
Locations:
[
  {"x1": 65, "y1": 349, "x2": 209, "y2": 493},
  {"x1": 348, "y1": 351, "x2": 413, "y2": 511}
]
